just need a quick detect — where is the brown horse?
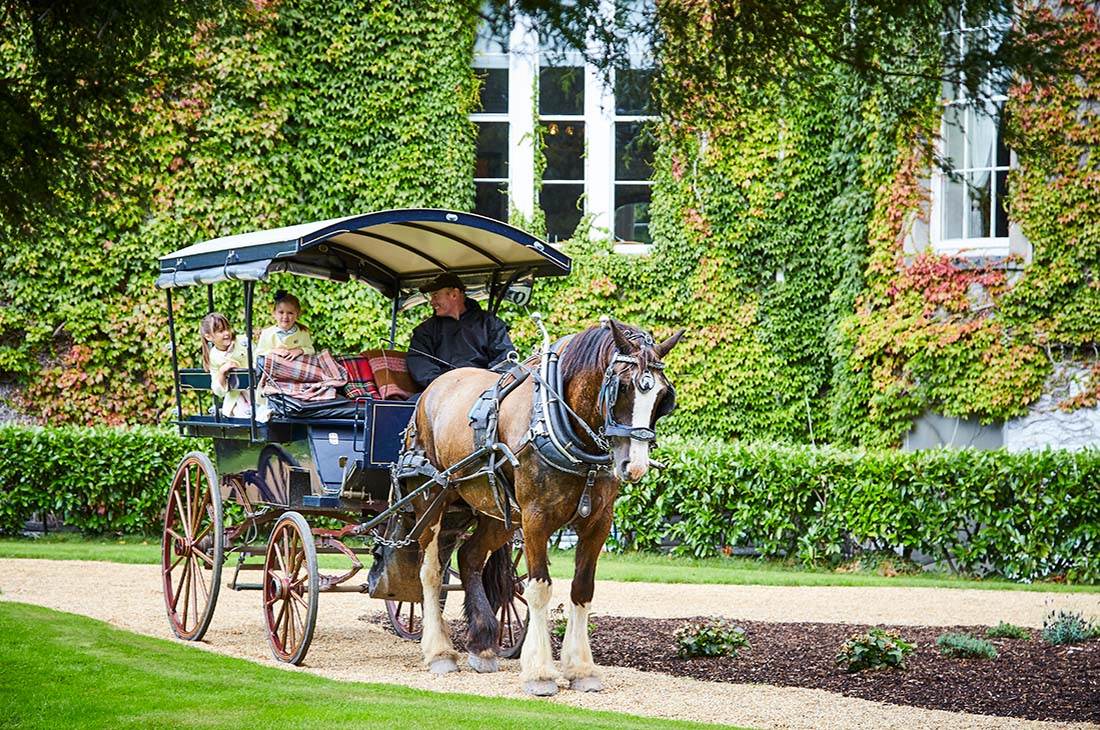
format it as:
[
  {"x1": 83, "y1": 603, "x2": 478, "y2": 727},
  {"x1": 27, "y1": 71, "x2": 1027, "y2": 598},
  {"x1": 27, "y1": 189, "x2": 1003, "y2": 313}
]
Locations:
[{"x1": 403, "y1": 319, "x2": 682, "y2": 695}]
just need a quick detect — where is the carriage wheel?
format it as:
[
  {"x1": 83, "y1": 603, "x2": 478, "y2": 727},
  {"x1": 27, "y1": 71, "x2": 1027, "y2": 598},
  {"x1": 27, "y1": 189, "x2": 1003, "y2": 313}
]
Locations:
[
  {"x1": 385, "y1": 567, "x2": 453, "y2": 641},
  {"x1": 161, "y1": 451, "x2": 224, "y2": 641},
  {"x1": 496, "y1": 541, "x2": 529, "y2": 659},
  {"x1": 262, "y1": 511, "x2": 319, "y2": 665}
]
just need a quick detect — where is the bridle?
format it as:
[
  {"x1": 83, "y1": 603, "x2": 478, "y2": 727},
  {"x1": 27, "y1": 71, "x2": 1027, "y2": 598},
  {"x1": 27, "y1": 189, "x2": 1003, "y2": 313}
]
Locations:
[{"x1": 596, "y1": 352, "x2": 665, "y2": 444}]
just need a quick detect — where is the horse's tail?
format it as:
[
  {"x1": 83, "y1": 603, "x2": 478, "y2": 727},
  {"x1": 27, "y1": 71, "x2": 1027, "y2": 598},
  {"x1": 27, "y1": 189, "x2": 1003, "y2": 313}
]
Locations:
[{"x1": 482, "y1": 542, "x2": 514, "y2": 612}]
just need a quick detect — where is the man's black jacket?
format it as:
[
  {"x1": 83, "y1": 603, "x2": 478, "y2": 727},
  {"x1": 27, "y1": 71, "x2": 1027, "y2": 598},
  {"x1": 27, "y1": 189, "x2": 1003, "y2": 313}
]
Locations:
[{"x1": 407, "y1": 297, "x2": 515, "y2": 388}]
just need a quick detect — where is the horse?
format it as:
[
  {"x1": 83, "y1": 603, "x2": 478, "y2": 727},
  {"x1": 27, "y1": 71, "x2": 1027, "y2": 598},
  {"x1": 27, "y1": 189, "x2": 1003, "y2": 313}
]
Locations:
[{"x1": 402, "y1": 319, "x2": 682, "y2": 696}]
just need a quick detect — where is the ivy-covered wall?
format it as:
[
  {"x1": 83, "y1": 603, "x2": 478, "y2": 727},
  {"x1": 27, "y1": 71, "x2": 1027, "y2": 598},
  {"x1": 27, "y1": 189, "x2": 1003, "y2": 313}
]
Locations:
[{"x1": 2, "y1": 1, "x2": 1096, "y2": 449}]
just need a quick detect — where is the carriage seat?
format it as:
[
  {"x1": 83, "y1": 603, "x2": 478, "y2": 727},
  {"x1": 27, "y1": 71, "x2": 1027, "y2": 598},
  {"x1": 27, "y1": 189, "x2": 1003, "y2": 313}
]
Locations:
[
  {"x1": 266, "y1": 393, "x2": 362, "y2": 420},
  {"x1": 347, "y1": 349, "x2": 421, "y2": 400}
]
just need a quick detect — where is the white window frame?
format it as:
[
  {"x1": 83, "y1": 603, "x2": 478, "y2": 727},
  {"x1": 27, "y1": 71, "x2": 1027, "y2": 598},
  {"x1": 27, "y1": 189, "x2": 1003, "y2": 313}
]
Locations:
[{"x1": 471, "y1": 4, "x2": 657, "y2": 253}]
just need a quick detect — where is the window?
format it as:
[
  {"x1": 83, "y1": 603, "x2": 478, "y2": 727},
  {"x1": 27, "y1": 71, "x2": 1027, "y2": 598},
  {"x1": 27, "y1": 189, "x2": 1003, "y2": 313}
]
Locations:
[
  {"x1": 472, "y1": 25, "x2": 510, "y2": 222},
  {"x1": 470, "y1": 3, "x2": 658, "y2": 250},
  {"x1": 932, "y1": 8, "x2": 1013, "y2": 257}
]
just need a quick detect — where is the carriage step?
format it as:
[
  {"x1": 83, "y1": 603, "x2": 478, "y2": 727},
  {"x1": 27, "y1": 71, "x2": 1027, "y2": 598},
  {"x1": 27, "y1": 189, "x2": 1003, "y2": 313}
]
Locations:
[
  {"x1": 301, "y1": 494, "x2": 341, "y2": 508},
  {"x1": 229, "y1": 582, "x2": 263, "y2": 591}
]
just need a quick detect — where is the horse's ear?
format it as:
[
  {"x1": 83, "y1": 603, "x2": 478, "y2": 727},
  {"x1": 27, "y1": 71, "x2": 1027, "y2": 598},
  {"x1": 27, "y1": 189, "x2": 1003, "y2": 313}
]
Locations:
[
  {"x1": 609, "y1": 319, "x2": 636, "y2": 353},
  {"x1": 655, "y1": 329, "x2": 685, "y2": 359}
]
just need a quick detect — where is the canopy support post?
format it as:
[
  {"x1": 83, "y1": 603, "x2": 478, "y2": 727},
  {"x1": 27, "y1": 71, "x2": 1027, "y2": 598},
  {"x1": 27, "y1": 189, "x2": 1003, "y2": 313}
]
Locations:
[
  {"x1": 389, "y1": 295, "x2": 398, "y2": 349},
  {"x1": 166, "y1": 287, "x2": 183, "y2": 436},
  {"x1": 206, "y1": 285, "x2": 214, "y2": 314},
  {"x1": 244, "y1": 281, "x2": 258, "y2": 443}
]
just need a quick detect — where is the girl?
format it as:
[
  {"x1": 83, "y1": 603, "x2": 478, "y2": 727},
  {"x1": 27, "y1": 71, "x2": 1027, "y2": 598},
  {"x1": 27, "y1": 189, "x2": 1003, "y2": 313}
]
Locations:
[
  {"x1": 200, "y1": 312, "x2": 270, "y2": 421},
  {"x1": 256, "y1": 290, "x2": 315, "y2": 359}
]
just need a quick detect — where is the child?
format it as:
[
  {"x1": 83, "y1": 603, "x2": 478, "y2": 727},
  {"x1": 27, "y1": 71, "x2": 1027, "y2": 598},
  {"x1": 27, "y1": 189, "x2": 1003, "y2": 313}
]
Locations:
[
  {"x1": 200, "y1": 312, "x2": 270, "y2": 421},
  {"x1": 256, "y1": 290, "x2": 315, "y2": 360}
]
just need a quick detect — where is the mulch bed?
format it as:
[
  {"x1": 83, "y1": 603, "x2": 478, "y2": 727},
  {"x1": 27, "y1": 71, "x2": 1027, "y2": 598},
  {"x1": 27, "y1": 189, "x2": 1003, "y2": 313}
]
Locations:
[{"x1": 570, "y1": 616, "x2": 1100, "y2": 723}]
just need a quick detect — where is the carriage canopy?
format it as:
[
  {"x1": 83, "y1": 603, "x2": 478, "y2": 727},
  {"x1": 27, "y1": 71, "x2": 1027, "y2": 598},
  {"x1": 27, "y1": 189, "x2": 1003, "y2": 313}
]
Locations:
[{"x1": 156, "y1": 209, "x2": 571, "y2": 304}]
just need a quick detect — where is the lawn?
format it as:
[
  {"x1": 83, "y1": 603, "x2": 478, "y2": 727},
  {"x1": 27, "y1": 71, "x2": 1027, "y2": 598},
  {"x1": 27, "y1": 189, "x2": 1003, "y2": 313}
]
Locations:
[
  {"x1": 0, "y1": 601, "x2": 726, "y2": 730},
  {"x1": 2, "y1": 533, "x2": 1097, "y2": 592}
]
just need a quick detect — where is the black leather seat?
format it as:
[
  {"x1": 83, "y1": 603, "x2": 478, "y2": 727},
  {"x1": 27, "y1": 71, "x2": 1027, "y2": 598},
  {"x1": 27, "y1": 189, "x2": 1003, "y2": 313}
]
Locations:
[{"x1": 267, "y1": 394, "x2": 363, "y2": 420}]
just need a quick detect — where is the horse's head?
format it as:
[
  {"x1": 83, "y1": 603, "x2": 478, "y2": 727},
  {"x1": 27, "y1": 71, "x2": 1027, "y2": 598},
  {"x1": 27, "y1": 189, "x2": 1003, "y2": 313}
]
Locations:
[{"x1": 600, "y1": 320, "x2": 684, "y2": 483}]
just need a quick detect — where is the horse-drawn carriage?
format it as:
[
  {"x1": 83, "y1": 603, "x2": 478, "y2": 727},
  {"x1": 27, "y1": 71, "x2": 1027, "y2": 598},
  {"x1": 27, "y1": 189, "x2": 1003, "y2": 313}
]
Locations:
[
  {"x1": 157, "y1": 209, "x2": 567, "y2": 663},
  {"x1": 158, "y1": 208, "x2": 681, "y2": 694}
]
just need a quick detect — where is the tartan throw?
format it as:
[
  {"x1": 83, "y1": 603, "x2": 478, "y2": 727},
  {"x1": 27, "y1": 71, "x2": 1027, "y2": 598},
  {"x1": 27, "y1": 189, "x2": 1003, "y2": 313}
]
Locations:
[
  {"x1": 335, "y1": 355, "x2": 381, "y2": 400},
  {"x1": 362, "y1": 348, "x2": 419, "y2": 400},
  {"x1": 259, "y1": 350, "x2": 347, "y2": 401}
]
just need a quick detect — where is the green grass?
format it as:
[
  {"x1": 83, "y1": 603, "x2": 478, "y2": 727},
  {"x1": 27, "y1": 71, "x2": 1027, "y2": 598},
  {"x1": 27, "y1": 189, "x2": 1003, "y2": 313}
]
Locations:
[
  {"x1": 2, "y1": 533, "x2": 1098, "y2": 592},
  {"x1": 0, "y1": 601, "x2": 729, "y2": 730}
]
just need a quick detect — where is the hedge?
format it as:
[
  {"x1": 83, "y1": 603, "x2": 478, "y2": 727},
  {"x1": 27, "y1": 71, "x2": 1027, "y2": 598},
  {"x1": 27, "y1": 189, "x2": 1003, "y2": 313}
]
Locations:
[
  {"x1": 618, "y1": 439, "x2": 1100, "y2": 583},
  {"x1": 0, "y1": 425, "x2": 198, "y2": 536},
  {"x1": 1, "y1": 425, "x2": 1097, "y2": 584}
]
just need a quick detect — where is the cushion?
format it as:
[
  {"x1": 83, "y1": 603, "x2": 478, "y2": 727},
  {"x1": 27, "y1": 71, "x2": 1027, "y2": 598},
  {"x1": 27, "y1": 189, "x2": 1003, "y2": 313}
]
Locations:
[
  {"x1": 335, "y1": 355, "x2": 381, "y2": 400},
  {"x1": 361, "y1": 349, "x2": 420, "y2": 400}
]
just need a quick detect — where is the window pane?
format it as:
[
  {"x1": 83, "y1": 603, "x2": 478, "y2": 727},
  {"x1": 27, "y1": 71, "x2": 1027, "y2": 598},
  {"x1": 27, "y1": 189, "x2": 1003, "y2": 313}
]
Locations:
[
  {"x1": 615, "y1": 122, "x2": 655, "y2": 181},
  {"x1": 966, "y1": 170, "x2": 992, "y2": 238},
  {"x1": 475, "y1": 181, "x2": 508, "y2": 222},
  {"x1": 995, "y1": 170, "x2": 1009, "y2": 238},
  {"x1": 540, "y1": 67, "x2": 584, "y2": 116},
  {"x1": 615, "y1": 68, "x2": 654, "y2": 115},
  {"x1": 995, "y1": 110, "x2": 1010, "y2": 168},
  {"x1": 967, "y1": 105, "x2": 995, "y2": 170},
  {"x1": 943, "y1": 174, "x2": 964, "y2": 240},
  {"x1": 475, "y1": 68, "x2": 508, "y2": 114},
  {"x1": 541, "y1": 183, "x2": 584, "y2": 241},
  {"x1": 542, "y1": 121, "x2": 584, "y2": 180},
  {"x1": 475, "y1": 122, "x2": 508, "y2": 179},
  {"x1": 614, "y1": 184, "x2": 652, "y2": 244},
  {"x1": 943, "y1": 105, "x2": 964, "y2": 170}
]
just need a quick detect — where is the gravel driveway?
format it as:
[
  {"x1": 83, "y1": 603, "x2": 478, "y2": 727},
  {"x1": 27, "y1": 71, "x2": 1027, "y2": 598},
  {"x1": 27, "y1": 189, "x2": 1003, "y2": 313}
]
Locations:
[{"x1": 2, "y1": 558, "x2": 1097, "y2": 730}]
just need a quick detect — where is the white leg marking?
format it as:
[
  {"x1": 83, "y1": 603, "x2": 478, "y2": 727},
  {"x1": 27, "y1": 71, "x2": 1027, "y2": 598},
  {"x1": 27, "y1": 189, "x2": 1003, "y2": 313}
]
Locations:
[
  {"x1": 519, "y1": 579, "x2": 560, "y2": 683},
  {"x1": 560, "y1": 601, "x2": 598, "y2": 680},
  {"x1": 419, "y1": 529, "x2": 457, "y2": 668}
]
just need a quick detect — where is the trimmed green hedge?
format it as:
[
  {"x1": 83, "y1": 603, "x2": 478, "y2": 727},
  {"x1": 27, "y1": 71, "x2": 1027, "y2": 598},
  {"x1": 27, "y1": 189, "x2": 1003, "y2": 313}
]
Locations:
[
  {"x1": 2, "y1": 425, "x2": 1097, "y2": 584},
  {"x1": 0, "y1": 426, "x2": 198, "y2": 536},
  {"x1": 617, "y1": 439, "x2": 1100, "y2": 583}
]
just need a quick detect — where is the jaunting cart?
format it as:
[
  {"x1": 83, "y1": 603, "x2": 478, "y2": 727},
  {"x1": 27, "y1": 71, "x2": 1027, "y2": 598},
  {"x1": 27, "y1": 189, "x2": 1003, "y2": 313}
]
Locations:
[{"x1": 156, "y1": 209, "x2": 570, "y2": 664}]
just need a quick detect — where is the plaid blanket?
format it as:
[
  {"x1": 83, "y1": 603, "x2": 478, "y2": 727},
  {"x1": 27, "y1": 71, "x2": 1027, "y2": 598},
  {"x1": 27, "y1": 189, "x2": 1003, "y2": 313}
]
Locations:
[
  {"x1": 335, "y1": 355, "x2": 381, "y2": 400},
  {"x1": 259, "y1": 350, "x2": 347, "y2": 401},
  {"x1": 362, "y1": 349, "x2": 419, "y2": 400}
]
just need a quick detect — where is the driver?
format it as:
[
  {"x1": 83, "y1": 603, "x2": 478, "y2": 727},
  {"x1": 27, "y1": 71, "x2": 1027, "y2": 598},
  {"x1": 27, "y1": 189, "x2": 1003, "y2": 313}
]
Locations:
[{"x1": 406, "y1": 273, "x2": 515, "y2": 389}]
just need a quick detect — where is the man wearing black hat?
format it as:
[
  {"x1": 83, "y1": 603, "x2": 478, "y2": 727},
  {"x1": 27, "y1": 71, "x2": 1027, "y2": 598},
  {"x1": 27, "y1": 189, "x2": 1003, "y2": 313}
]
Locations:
[{"x1": 406, "y1": 273, "x2": 516, "y2": 389}]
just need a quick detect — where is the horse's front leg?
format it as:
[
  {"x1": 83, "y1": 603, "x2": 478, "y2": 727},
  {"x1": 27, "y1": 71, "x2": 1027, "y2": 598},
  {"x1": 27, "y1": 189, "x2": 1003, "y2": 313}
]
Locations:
[
  {"x1": 419, "y1": 522, "x2": 459, "y2": 674},
  {"x1": 560, "y1": 511, "x2": 612, "y2": 692},
  {"x1": 518, "y1": 518, "x2": 561, "y2": 696}
]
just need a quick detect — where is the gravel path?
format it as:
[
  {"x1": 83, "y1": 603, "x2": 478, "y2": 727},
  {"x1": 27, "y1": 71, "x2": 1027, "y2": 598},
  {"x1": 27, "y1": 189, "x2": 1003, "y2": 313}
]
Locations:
[{"x1": 1, "y1": 558, "x2": 1097, "y2": 730}]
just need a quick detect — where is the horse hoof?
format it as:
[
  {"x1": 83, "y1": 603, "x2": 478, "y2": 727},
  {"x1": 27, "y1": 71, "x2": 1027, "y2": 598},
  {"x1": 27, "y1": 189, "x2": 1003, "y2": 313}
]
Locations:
[
  {"x1": 467, "y1": 653, "x2": 499, "y2": 673},
  {"x1": 429, "y1": 657, "x2": 459, "y2": 675},
  {"x1": 570, "y1": 676, "x2": 603, "y2": 693},
  {"x1": 523, "y1": 680, "x2": 559, "y2": 697}
]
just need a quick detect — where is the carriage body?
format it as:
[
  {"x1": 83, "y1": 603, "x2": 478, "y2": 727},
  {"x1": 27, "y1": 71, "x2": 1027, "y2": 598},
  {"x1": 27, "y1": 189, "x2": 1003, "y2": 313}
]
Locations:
[{"x1": 157, "y1": 209, "x2": 569, "y2": 663}]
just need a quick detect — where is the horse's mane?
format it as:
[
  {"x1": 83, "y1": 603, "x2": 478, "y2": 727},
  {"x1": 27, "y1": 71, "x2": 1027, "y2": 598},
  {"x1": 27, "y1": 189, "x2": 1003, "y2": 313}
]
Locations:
[{"x1": 558, "y1": 323, "x2": 657, "y2": 386}]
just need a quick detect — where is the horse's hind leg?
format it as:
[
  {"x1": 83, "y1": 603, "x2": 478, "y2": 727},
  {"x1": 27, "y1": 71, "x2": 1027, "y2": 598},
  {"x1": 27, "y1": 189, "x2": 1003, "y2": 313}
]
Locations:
[
  {"x1": 518, "y1": 516, "x2": 561, "y2": 696},
  {"x1": 560, "y1": 511, "x2": 613, "y2": 692},
  {"x1": 419, "y1": 521, "x2": 459, "y2": 674},
  {"x1": 457, "y1": 516, "x2": 512, "y2": 673}
]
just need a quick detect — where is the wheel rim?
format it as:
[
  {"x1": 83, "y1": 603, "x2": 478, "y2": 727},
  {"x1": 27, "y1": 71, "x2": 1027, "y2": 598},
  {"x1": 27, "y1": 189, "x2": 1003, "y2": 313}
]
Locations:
[
  {"x1": 161, "y1": 452, "x2": 223, "y2": 641},
  {"x1": 263, "y1": 512, "x2": 318, "y2": 664},
  {"x1": 496, "y1": 545, "x2": 529, "y2": 659}
]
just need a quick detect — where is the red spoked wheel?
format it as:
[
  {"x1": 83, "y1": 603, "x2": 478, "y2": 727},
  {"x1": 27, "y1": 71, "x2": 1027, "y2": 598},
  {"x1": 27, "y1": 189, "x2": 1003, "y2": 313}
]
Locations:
[
  {"x1": 161, "y1": 451, "x2": 224, "y2": 641},
  {"x1": 385, "y1": 567, "x2": 453, "y2": 640},
  {"x1": 262, "y1": 511, "x2": 319, "y2": 665},
  {"x1": 496, "y1": 541, "x2": 529, "y2": 659}
]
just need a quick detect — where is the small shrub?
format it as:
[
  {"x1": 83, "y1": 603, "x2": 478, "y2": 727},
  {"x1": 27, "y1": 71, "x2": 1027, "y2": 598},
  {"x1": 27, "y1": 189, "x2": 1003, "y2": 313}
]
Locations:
[
  {"x1": 674, "y1": 618, "x2": 749, "y2": 658},
  {"x1": 1041, "y1": 610, "x2": 1096, "y2": 645},
  {"x1": 936, "y1": 632, "x2": 998, "y2": 659},
  {"x1": 985, "y1": 621, "x2": 1030, "y2": 640},
  {"x1": 836, "y1": 628, "x2": 915, "y2": 672}
]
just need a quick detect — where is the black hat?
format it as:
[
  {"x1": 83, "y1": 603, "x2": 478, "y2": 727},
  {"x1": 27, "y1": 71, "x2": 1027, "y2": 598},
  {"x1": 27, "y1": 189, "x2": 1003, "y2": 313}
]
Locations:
[{"x1": 419, "y1": 273, "x2": 466, "y2": 293}]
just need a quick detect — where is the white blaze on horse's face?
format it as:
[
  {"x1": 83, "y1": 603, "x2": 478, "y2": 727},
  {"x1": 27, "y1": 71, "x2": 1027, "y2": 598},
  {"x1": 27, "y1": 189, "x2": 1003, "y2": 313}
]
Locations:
[{"x1": 610, "y1": 371, "x2": 667, "y2": 483}]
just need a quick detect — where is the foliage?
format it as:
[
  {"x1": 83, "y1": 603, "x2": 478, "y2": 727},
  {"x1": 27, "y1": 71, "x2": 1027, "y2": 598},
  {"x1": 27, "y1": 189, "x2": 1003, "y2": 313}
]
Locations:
[
  {"x1": 836, "y1": 627, "x2": 914, "y2": 672},
  {"x1": 549, "y1": 602, "x2": 595, "y2": 641},
  {"x1": 1041, "y1": 609, "x2": 1098, "y2": 645},
  {"x1": 615, "y1": 438, "x2": 1100, "y2": 583},
  {"x1": 0, "y1": 425, "x2": 198, "y2": 535},
  {"x1": 985, "y1": 621, "x2": 1030, "y2": 640},
  {"x1": 935, "y1": 632, "x2": 998, "y2": 659},
  {"x1": 674, "y1": 618, "x2": 749, "y2": 659}
]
